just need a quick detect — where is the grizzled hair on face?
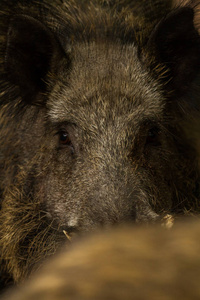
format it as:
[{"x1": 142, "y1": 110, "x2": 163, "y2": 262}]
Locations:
[{"x1": 0, "y1": 0, "x2": 200, "y2": 288}]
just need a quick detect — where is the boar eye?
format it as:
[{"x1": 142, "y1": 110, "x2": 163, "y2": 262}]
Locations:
[
  {"x1": 146, "y1": 126, "x2": 161, "y2": 146},
  {"x1": 58, "y1": 131, "x2": 72, "y2": 146}
]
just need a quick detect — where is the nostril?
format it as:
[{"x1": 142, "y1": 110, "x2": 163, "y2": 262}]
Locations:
[
  {"x1": 135, "y1": 202, "x2": 160, "y2": 224},
  {"x1": 151, "y1": 213, "x2": 161, "y2": 224},
  {"x1": 148, "y1": 211, "x2": 160, "y2": 223}
]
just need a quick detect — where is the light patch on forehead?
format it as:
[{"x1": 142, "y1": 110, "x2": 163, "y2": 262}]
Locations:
[{"x1": 48, "y1": 42, "x2": 164, "y2": 124}]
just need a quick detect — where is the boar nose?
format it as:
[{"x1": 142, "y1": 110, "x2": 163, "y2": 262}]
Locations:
[{"x1": 135, "y1": 204, "x2": 160, "y2": 224}]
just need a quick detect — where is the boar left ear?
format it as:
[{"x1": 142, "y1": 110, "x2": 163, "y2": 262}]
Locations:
[
  {"x1": 148, "y1": 7, "x2": 200, "y2": 95},
  {"x1": 5, "y1": 14, "x2": 66, "y2": 105}
]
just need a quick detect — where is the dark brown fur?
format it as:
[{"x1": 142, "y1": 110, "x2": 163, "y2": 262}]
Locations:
[{"x1": 0, "y1": 0, "x2": 199, "y2": 288}]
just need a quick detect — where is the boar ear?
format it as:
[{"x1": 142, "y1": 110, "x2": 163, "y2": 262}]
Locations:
[
  {"x1": 5, "y1": 14, "x2": 65, "y2": 105},
  {"x1": 148, "y1": 7, "x2": 200, "y2": 95}
]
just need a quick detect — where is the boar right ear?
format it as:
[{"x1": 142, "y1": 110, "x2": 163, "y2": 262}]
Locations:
[
  {"x1": 147, "y1": 7, "x2": 200, "y2": 96},
  {"x1": 5, "y1": 14, "x2": 66, "y2": 105}
]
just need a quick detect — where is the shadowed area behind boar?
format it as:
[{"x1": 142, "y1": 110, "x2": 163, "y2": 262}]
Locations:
[
  {"x1": 1, "y1": 220, "x2": 200, "y2": 300},
  {"x1": 0, "y1": 0, "x2": 200, "y2": 289}
]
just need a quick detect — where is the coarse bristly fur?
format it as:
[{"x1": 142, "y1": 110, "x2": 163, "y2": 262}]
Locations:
[{"x1": 0, "y1": 0, "x2": 199, "y2": 290}]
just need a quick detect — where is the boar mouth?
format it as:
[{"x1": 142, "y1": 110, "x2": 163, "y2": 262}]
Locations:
[
  {"x1": 62, "y1": 227, "x2": 79, "y2": 241},
  {"x1": 63, "y1": 230, "x2": 72, "y2": 242}
]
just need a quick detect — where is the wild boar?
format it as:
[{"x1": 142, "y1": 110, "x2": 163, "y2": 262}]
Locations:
[{"x1": 0, "y1": 0, "x2": 199, "y2": 287}]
